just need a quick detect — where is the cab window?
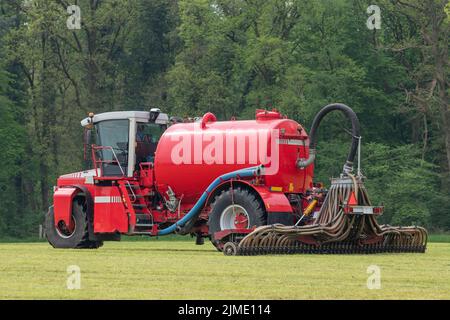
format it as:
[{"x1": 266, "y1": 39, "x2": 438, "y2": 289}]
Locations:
[
  {"x1": 135, "y1": 123, "x2": 165, "y2": 164},
  {"x1": 95, "y1": 120, "x2": 129, "y2": 176}
]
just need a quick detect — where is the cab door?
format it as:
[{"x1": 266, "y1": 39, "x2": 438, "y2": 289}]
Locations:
[
  {"x1": 135, "y1": 122, "x2": 166, "y2": 165},
  {"x1": 95, "y1": 119, "x2": 130, "y2": 177}
]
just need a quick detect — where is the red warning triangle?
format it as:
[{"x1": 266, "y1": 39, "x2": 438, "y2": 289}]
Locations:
[{"x1": 348, "y1": 192, "x2": 358, "y2": 206}]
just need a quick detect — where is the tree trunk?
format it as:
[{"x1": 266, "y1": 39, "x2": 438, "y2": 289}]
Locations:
[{"x1": 427, "y1": 0, "x2": 450, "y2": 178}]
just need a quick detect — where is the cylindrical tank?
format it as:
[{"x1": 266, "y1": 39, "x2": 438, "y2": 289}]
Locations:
[{"x1": 154, "y1": 110, "x2": 314, "y2": 204}]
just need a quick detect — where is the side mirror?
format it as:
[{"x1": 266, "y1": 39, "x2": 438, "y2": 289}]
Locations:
[
  {"x1": 150, "y1": 108, "x2": 161, "y2": 122},
  {"x1": 83, "y1": 128, "x2": 92, "y2": 161}
]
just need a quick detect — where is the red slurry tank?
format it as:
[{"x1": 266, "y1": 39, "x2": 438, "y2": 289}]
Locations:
[{"x1": 154, "y1": 110, "x2": 314, "y2": 205}]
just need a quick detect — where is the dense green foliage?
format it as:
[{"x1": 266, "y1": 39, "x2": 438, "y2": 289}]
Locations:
[{"x1": 0, "y1": 0, "x2": 448, "y2": 238}]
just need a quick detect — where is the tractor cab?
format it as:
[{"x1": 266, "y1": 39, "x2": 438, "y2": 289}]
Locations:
[{"x1": 81, "y1": 108, "x2": 169, "y2": 177}]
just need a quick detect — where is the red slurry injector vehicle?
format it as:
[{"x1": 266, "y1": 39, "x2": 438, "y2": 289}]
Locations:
[{"x1": 45, "y1": 104, "x2": 427, "y2": 254}]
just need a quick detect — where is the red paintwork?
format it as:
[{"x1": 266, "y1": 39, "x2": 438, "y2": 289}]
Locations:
[
  {"x1": 348, "y1": 191, "x2": 358, "y2": 205},
  {"x1": 138, "y1": 162, "x2": 154, "y2": 187},
  {"x1": 255, "y1": 109, "x2": 284, "y2": 121},
  {"x1": 53, "y1": 187, "x2": 78, "y2": 228},
  {"x1": 154, "y1": 114, "x2": 313, "y2": 207},
  {"x1": 252, "y1": 185, "x2": 294, "y2": 213},
  {"x1": 200, "y1": 112, "x2": 217, "y2": 129},
  {"x1": 52, "y1": 109, "x2": 317, "y2": 238},
  {"x1": 93, "y1": 186, "x2": 128, "y2": 233},
  {"x1": 234, "y1": 212, "x2": 249, "y2": 229}
]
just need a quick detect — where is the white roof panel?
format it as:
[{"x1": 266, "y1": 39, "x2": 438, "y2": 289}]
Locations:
[
  {"x1": 93, "y1": 111, "x2": 150, "y2": 123},
  {"x1": 81, "y1": 110, "x2": 170, "y2": 127},
  {"x1": 81, "y1": 111, "x2": 150, "y2": 127}
]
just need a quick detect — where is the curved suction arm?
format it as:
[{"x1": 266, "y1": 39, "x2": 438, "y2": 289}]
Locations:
[{"x1": 297, "y1": 103, "x2": 361, "y2": 174}]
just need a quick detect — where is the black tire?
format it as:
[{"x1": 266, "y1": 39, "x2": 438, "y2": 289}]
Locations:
[
  {"x1": 45, "y1": 198, "x2": 103, "y2": 249},
  {"x1": 208, "y1": 187, "x2": 266, "y2": 250}
]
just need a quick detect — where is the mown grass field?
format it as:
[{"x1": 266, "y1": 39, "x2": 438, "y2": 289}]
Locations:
[{"x1": 0, "y1": 238, "x2": 449, "y2": 299}]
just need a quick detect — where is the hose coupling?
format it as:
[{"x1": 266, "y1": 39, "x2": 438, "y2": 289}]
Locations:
[
  {"x1": 342, "y1": 161, "x2": 354, "y2": 175},
  {"x1": 297, "y1": 149, "x2": 316, "y2": 168}
]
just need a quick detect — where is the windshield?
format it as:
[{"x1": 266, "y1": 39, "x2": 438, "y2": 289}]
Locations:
[{"x1": 95, "y1": 120, "x2": 129, "y2": 176}]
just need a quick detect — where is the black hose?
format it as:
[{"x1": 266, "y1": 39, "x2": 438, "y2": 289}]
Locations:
[{"x1": 297, "y1": 103, "x2": 361, "y2": 174}]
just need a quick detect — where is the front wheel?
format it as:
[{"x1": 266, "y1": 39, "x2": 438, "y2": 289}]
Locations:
[
  {"x1": 45, "y1": 198, "x2": 103, "y2": 249},
  {"x1": 208, "y1": 187, "x2": 267, "y2": 251}
]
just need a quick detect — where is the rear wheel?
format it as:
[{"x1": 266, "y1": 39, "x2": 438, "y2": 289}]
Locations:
[
  {"x1": 45, "y1": 198, "x2": 103, "y2": 249},
  {"x1": 208, "y1": 187, "x2": 266, "y2": 251}
]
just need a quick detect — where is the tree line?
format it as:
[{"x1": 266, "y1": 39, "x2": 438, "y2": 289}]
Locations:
[{"x1": 0, "y1": 0, "x2": 448, "y2": 238}]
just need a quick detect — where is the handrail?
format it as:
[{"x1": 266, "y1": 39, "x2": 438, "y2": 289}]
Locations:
[
  {"x1": 91, "y1": 144, "x2": 136, "y2": 202},
  {"x1": 126, "y1": 181, "x2": 137, "y2": 202},
  {"x1": 92, "y1": 145, "x2": 126, "y2": 176}
]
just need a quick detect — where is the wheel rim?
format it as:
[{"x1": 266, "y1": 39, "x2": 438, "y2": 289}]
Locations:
[
  {"x1": 223, "y1": 242, "x2": 237, "y2": 256},
  {"x1": 220, "y1": 205, "x2": 250, "y2": 230},
  {"x1": 56, "y1": 218, "x2": 76, "y2": 239}
]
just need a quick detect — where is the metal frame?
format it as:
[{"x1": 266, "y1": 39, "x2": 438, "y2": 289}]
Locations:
[{"x1": 128, "y1": 119, "x2": 137, "y2": 178}]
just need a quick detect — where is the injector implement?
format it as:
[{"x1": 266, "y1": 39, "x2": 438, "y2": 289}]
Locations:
[{"x1": 45, "y1": 104, "x2": 427, "y2": 255}]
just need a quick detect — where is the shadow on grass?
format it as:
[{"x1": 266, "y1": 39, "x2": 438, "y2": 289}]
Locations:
[{"x1": 105, "y1": 247, "x2": 218, "y2": 254}]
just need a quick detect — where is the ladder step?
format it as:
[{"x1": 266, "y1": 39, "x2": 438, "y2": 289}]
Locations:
[
  {"x1": 131, "y1": 231, "x2": 153, "y2": 235},
  {"x1": 136, "y1": 214, "x2": 152, "y2": 224},
  {"x1": 135, "y1": 223, "x2": 153, "y2": 228},
  {"x1": 132, "y1": 213, "x2": 153, "y2": 232},
  {"x1": 133, "y1": 204, "x2": 146, "y2": 208},
  {"x1": 126, "y1": 191, "x2": 153, "y2": 197},
  {"x1": 136, "y1": 213, "x2": 151, "y2": 219}
]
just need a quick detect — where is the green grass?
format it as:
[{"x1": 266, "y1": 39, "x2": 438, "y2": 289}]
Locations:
[{"x1": 1, "y1": 240, "x2": 450, "y2": 299}]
